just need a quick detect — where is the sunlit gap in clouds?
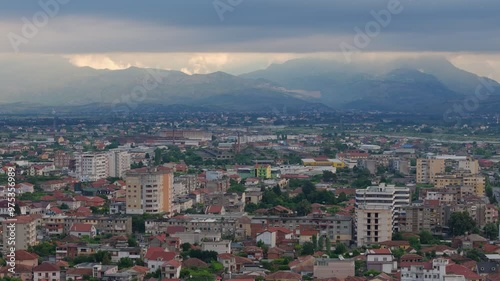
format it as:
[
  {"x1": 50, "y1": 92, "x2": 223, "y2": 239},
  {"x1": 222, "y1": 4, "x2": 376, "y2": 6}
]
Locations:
[{"x1": 60, "y1": 52, "x2": 500, "y2": 81}]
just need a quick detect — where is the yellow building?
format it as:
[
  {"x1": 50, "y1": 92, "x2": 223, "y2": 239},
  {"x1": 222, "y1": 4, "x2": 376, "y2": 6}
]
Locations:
[
  {"x1": 433, "y1": 174, "x2": 485, "y2": 196},
  {"x1": 434, "y1": 175, "x2": 463, "y2": 188},
  {"x1": 302, "y1": 158, "x2": 346, "y2": 168},
  {"x1": 126, "y1": 167, "x2": 173, "y2": 215},
  {"x1": 255, "y1": 164, "x2": 271, "y2": 179},
  {"x1": 463, "y1": 175, "x2": 485, "y2": 196},
  {"x1": 416, "y1": 158, "x2": 445, "y2": 184}
]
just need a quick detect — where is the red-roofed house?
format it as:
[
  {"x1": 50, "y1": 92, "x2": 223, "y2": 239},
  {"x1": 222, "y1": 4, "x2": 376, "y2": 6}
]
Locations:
[
  {"x1": 366, "y1": 249, "x2": 397, "y2": 273},
  {"x1": 69, "y1": 223, "x2": 97, "y2": 238},
  {"x1": 33, "y1": 262, "x2": 60, "y2": 281},
  {"x1": 0, "y1": 264, "x2": 33, "y2": 281},
  {"x1": 446, "y1": 263, "x2": 482, "y2": 281},
  {"x1": 162, "y1": 259, "x2": 182, "y2": 279},
  {"x1": 218, "y1": 253, "x2": 236, "y2": 272},
  {"x1": 266, "y1": 271, "x2": 302, "y2": 281},
  {"x1": 205, "y1": 205, "x2": 226, "y2": 215},
  {"x1": 145, "y1": 248, "x2": 179, "y2": 273},
  {"x1": 15, "y1": 250, "x2": 39, "y2": 267}
]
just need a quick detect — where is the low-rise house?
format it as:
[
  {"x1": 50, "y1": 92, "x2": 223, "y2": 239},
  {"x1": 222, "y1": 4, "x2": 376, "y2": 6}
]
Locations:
[
  {"x1": 366, "y1": 249, "x2": 397, "y2": 273},
  {"x1": 243, "y1": 246, "x2": 264, "y2": 261},
  {"x1": 268, "y1": 247, "x2": 286, "y2": 260},
  {"x1": 201, "y1": 240, "x2": 231, "y2": 254},
  {"x1": 265, "y1": 271, "x2": 302, "y2": 281},
  {"x1": 16, "y1": 182, "x2": 35, "y2": 194},
  {"x1": 452, "y1": 234, "x2": 488, "y2": 249},
  {"x1": 379, "y1": 240, "x2": 411, "y2": 250},
  {"x1": 144, "y1": 247, "x2": 179, "y2": 273},
  {"x1": 162, "y1": 260, "x2": 182, "y2": 278},
  {"x1": 0, "y1": 264, "x2": 33, "y2": 281},
  {"x1": 218, "y1": 253, "x2": 236, "y2": 272},
  {"x1": 313, "y1": 258, "x2": 355, "y2": 279},
  {"x1": 69, "y1": 223, "x2": 97, "y2": 237},
  {"x1": 33, "y1": 262, "x2": 60, "y2": 281}
]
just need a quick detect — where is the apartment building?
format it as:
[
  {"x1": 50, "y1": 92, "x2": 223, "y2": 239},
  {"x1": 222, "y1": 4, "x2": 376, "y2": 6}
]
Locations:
[
  {"x1": 251, "y1": 214, "x2": 353, "y2": 244},
  {"x1": 54, "y1": 150, "x2": 74, "y2": 169},
  {"x1": 416, "y1": 158, "x2": 445, "y2": 184},
  {"x1": 126, "y1": 167, "x2": 173, "y2": 214},
  {"x1": 402, "y1": 200, "x2": 444, "y2": 234},
  {"x1": 2, "y1": 215, "x2": 37, "y2": 253},
  {"x1": 43, "y1": 214, "x2": 132, "y2": 236},
  {"x1": 403, "y1": 200, "x2": 497, "y2": 234},
  {"x1": 75, "y1": 152, "x2": 109, "y2": 181},
  {"x1": 146, "y1": 213, "x2": 251, "y2": 239},
  {"x1": 355, "y1": 183, "x2": 410, "y2": 231},
  {"x1": 434, "y1": 174, "x2": 485, "y2": 196},
  {"x1": 356, "y1": 205, "x2": 393, "y2": 246},
  {"x1": 108, "y1": 149, "x2": 131, "y2": 178},
  {"x1": 421, "y1": 186, "x2": 475, "y2": 204},
  {"x1": 172, "y1": 175, "x2": 200, "y2": 197}
]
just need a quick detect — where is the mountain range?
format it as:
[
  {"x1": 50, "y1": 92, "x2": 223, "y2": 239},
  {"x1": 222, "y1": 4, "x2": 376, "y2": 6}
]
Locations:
[{"x1": 0, "y1": 56, "x2": 499, "y2": 114}]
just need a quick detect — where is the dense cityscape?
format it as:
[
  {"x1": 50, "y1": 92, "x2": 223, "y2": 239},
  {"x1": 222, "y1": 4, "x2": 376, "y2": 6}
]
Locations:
[
  {"x1": 0, "y1": 111, "x2": 499, "y2": 281},
  {"x1": 2, "y1": 1, "x2": 500, "y2": 281}
]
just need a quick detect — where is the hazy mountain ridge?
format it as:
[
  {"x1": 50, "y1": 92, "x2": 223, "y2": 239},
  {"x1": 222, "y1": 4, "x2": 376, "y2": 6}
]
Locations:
[{"x1": 0, "y1": 56, "x2": 499, "y2": 113}]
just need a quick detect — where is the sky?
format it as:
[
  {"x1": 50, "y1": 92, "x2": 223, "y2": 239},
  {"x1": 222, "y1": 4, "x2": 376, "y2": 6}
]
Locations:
[{"x1": 1, "y1": 0, "x2": 500, "y2": 79}]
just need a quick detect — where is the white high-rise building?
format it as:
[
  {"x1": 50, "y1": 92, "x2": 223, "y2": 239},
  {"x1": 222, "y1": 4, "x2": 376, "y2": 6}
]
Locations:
[
  {"x1": 75, "y1": 152, "x2": 109, "y2": 181},
  {"x1": 355, "y1": 183, "x2": 410, "y2": 246},
  {"x1": 108, "y1": 149, "x2": 131, "y2": 178}
]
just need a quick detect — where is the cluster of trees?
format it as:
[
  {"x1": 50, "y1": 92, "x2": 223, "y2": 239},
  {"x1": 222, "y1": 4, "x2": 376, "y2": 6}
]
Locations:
[
  {"x1": 131, "y1": 213, "x2": 163, "y2": 233},
  {"x1": 153, "y1": 146, "x2": 202, "y2": 166},
  {"x1": 245, "y1": 181, "x2": 349, "y2": 215},
  {"x1": 179, "y1": 245, "x2": 222, "y2": 281}
]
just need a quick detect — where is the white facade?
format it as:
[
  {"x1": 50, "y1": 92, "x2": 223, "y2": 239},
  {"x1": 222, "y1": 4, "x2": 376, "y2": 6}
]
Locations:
[
  {"x1": 355, "y1": 183, "x2": 410, "y2": 231},
  {"x1": 201, "y1": 240, "x2": 232, "y2": 254},
  {"x1": 401, "y1": 259, "x2": 448, "y2": 281},
  {"x1": 108, "y1": 149, "x2": 131, "y2": 178},
  {"x1": 256, "y1": 231, "x2": 277, "y2": 248},
  {"x1": 75, "y1": 152, "x2": 109, "y2": 181}
]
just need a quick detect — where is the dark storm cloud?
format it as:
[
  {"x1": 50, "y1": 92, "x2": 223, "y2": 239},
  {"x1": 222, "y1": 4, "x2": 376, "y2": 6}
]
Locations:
[{"x1": 1, "y1": 0, "x2": 499, "y2": 53}]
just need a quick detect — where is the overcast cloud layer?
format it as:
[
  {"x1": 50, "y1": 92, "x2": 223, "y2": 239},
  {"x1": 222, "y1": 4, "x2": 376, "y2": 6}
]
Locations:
[{"x1": 1, "y1": 0, "x2": 500, "y2": 79}]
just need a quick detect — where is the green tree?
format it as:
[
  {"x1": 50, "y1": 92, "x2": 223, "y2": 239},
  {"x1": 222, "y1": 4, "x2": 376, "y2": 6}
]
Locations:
[
  {"x1": 296, "y1": 199, "x2": 312, "y2": 216},
  {"x1": 483, "y1": 223, "x2": 499, "y2": 240},
  {"x1": 94, "y1": 251, "x2": 111, "y2": 265},
  {"x1": 318, "y1": 236, "x2": 325, "y2": 251},
  {"x1": 392, "y1": 232, "x2": 404, "y2": 241},
  {"x1": 322, "y1": 171, "x2": 337, "y2": 182},
  {"x1": 334, "y1": 242, "x2": 348, "y2": 255},
  {"x1": 28, "y1": 241, "x2": 56, "y2": 257},
  {"x1": 337, "y1": 192, "x2": 348, "y2": 202},
  {"x1": 408, "y1": 237, "x2": 421, "y2": 251},
  {"x1": 325, "y1": 237, "x2": 331, "y2": 253},
  {"x1": 465, "y1": 248, "x2": 484, "y2": 262},
  {"x1": 118, "y1": 257, "x2": 134, "y2": 269},
  {"x1": 311, "y1": 235, "x2": 318, "y2": 251},
  {"x1": 181, "y1": 243, "x2": 192, "y2": 252},
  {"x1": 448, "y1": 211, "x2": 476, "y2": 236},
  {"x1": 244, "y1": 202, "x2": 258, "y2": 213},
  {"x1": 418, "y1": 230, "x2": 435, "y2": 244},
  {"x1": 301, "y1": 242, "x2": 315, "y2": 255},
  {"x1": 364, "y1": 269, "x2": 381, "y2": 277},
  {"x1": 128, "y1": 236, "x2": 138, "y2": 247},
  {"x1": 392, "y1": 248, "x2": 405, "y2": 259}
]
